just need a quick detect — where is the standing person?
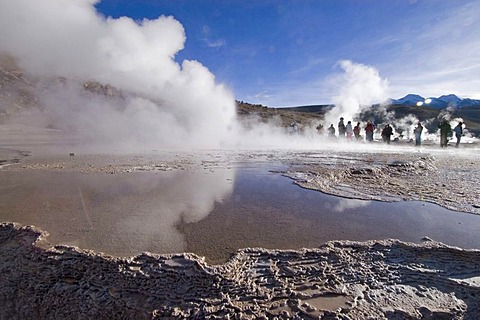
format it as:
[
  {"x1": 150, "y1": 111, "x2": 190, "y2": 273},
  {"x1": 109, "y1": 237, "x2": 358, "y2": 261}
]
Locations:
[
  {"x1": 327, "y1": 124, "x2": 336, "y2": 137},
  {"x1": 345, "y1": 121, "x2": 353, "y2": 140},
  {"x1": 353, "y1": 122, "x2": 361, "y2": 140},
  {"x1": 414, "y1": 122, "x2": 424, "y2": 146},
  {"x1": 381, "y1": 124, "x2": 393, "y2": 144},
  {"x1": 289, "y1": 121, "x2": 299, "y2": 133},
  {"x1": 338, "y1": 117, "x2": 346, "y2": 138},
  {"x1": 454, "y1": 122, "x2": 463, "y2": 147},
  {"x1": 365, "y1": 121, "x2": 375, "y2": 142},
  {"x1": 438, "y1": 119, "x2": 451, "y2": 148},
  {"x1": 387, "y1": 124, "x2": 393, "y2": 144},
  {"x1": 316, "y1": 123, "x2": 324, "y2": 135},
  {"x1": 381, "y1": 125, "x2": 388, "y2": 143}
]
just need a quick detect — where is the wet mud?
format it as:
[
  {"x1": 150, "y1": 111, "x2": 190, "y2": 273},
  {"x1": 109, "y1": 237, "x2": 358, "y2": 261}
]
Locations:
[
  {"x1": 1, "y1": 223, "x2": 479, "y2": 319},
  {"x1": 1, "y1": 147, "x2": 480, "y2": 318},
  {"x1": 282, "y1": 150, "x2": 480, "y2": 215}
]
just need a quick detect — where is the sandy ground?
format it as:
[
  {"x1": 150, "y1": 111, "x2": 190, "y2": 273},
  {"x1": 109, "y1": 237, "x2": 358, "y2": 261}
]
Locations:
[{"x1": 1, "y1": 126, "x2": 480, "y2": 318}]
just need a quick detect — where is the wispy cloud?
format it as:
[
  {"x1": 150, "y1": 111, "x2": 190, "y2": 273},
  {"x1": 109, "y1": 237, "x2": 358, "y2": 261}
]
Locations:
[
  {"x1": 246, "y1": 78, "x2": 330, "y2": 107},
  {"x1": 384, "y1": 1, "x2": 480, "y2": 99},
  {"x1": 201, "y1": 24, "x2": 226, "y2": 49},
  {"x1": 254, "y1": 91, "x2": 270, "y2": 100},
  {"x1": 205, "y1": 38, "x2": 226, "y2": 49}
]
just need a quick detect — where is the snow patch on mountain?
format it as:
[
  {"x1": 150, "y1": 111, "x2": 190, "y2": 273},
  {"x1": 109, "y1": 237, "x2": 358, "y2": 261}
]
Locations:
[{"x1": 390, "y1": 94, "x2": 480, "y2": 108}]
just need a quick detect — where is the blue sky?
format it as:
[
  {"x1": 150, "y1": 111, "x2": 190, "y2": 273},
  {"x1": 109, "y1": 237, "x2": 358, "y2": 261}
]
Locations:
[{"x1": 95, "y1": 0, "x2": 480, "y2": 107}]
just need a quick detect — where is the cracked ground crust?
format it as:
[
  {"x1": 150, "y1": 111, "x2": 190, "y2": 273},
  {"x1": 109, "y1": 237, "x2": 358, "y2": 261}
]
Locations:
[
  {"x1": 1, "y1": 149, "x2": 479, "y2": 318},
  {"x1": 283, "y1": 151, "x2": 480, "y2": 215},
  {"x1": 1, "y1": 222, "x2": 479, "y2": 319}
]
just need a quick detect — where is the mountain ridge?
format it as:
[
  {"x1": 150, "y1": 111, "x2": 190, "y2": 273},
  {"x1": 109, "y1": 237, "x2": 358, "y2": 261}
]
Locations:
[{"x1": 390, "y1": 94, "x2": 480, "y2": 108}]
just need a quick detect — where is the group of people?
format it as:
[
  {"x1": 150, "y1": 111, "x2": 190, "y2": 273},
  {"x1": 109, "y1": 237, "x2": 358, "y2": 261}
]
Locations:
[
  {"x1": 322, "y1": 117, "x2": 379, "y2": 143},
  {"x1": 438, "y1": 119, "x2": 464, "y2": 148},
  {"x1": 416, "y1": 120, "x2": 464, "y2": 147},
  {"x1": 317, "y1": 117, "x2": 465, "y2": 147}
]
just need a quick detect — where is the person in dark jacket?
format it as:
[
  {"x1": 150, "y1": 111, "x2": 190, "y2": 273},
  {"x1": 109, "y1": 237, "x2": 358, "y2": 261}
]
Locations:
[
  {"x1": 381, "y1": 124, "x2": 393, "y2": 144},
  {"x1": 338, "y1": 117, "x2": 346, "y2": 138},
  {"x1": 327, "y1": 124, "x2": 336, "y2": 137},
  {"x1": 438, "y1": 119, "x2": 451, "y2": 148},
  {"x1": 414, "y1": 122, "x2": 423, "y2": 146},
  {"x1": 453, "y1": 122, "x2": 463, "y2": 147}
]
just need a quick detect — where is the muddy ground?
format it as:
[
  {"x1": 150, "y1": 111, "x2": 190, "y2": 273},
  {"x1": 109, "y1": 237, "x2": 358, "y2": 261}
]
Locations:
[
  {"x1": 1, "y1": 223, "x2": 479, "y2": 319},
  {"x1": 282, "y1": 148, "x2": 480, "y2": 215},
  {"x1": 1, "y1": 144, "x2": 480, "y2": 319}
]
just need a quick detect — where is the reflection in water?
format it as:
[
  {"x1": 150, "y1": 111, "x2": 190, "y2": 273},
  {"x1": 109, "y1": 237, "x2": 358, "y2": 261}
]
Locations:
[
  {"x1": 2, "y1": 166, "x2": 480, "y2": 263},
  {"x1": 333, "y1": 198, "x2": 370, "y2": 213},
  {"x1": 180, "y1": 168, "x2": 480, "y2": 263},
  {"x1": 0, "y1": 168, "x2": 235, "y2": 256},
  {"x1": 106, "y1": 168, "x2": 235, "y2": 254}
]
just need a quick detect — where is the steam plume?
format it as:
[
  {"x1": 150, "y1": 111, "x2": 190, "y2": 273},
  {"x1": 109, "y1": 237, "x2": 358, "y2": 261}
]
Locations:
[
  {"x1": 325, "y1": 60, "x2": 389, "y2": 126},
  {"x1": 0, "y1": 0, "x2": 236, "y2": 150},
  {"x1": 0, "y1": 2, "x2": 475, "y2": 151}
]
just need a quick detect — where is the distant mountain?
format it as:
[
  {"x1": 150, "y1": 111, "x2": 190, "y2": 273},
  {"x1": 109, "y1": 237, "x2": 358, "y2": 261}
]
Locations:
[
  {"x1": 390, "y1": 94, "x2": 480, "y2": 108},
  {"x1": 391, "y1": 94, "x2": 424, "y2": 106},
  {"x1": 277, "y1": 104, "x2": 333, "y2": 113},
  {"x1": 438, "y1": 94, "x2": 461, "y2": 104},
  {"x1": 459, "y1": 98, "x2": 480, "y2": 108}
]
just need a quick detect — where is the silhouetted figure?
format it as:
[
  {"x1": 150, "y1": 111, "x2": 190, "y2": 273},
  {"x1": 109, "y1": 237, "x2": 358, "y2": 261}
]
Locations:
[
  {"x1": 338, "y1": 117, "x2": 346, "y2": 138},
  {"x1": 316, "y1": 123, "x2": 324, "y2": 135},
  {"x1": 346, "y1": 121, "x2": 353, "y2": 140},
  {"x1": 414, "y1": 122, "x2": 423, "y2": 146},
  {"x1": 438, "y1": 119, "x2": 451, "y2": 148},
  {"x1": 327, "y1": 124, "x2": 336, "y2": 137},
  {"x1": 454, "y1": 122, "x2": 463, "y2": 147},
  {"x1": 289, "y1": 121, "x2": 299, "y2": 133},
  {"x1": 353, "y1": 122, "x2": 361, "y2": 140},
  {"x1": 365, "y1": 121, "x2": 375, "y2": 142},
  {"x1": 381, "y1": 124, "x2": 393, "y2": 144}
]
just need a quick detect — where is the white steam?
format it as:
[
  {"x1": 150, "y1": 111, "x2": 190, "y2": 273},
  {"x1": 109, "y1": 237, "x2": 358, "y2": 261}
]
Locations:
[
  {"x1": 325, "y1": 60, "x2": 389, "y2": 127},
  {"x1": 0, "y1": 0, "x2": 236, "y2": 150},
  {"x1": 0, "y1": 1, "x2": 475, "y2": 152}
]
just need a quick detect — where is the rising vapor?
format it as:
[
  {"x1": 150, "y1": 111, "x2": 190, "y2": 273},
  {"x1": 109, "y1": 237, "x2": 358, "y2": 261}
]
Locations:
[
  {"x1": 1, "y1": 1, "x2": 474, "y2": 152},
  {"x1": 325, "y1": 60, "x2": 389, "y2": 127},
  {"x1": 0, "y1": 0, "x2": 237, "y2": 150}
]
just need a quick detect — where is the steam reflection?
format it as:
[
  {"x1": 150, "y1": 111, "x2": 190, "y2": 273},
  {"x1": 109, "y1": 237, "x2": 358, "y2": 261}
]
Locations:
[
  {"x1": 0, "y1": 168, "x2": 235, "y2": 256},
  {"x1": 2, "y1": 165, "x2": 480, "y2": 264},
  {"x1": 333, "y1": 198, "x2": 370, "y2": 213}
]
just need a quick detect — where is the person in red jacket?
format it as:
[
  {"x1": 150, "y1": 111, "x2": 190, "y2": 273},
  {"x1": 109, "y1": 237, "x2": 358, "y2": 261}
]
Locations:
[
  {"x1": 353, "y1": 122, "x2": 361, "y2": 140},
  {"x1": 365, "y1": 121, "x2": 375, "y2": 142}
]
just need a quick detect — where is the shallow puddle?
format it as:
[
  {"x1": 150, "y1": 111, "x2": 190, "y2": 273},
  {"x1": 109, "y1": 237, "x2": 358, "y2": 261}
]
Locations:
[
  {"x1": 305, "y1": 294, "x2": 350, "y2": 312},
  {"x1": 181, "y1": 167, "x2": 480, "y2": 262},
  {"x1": 1, "y1": 166, "x2": 479, "y2": 263}
]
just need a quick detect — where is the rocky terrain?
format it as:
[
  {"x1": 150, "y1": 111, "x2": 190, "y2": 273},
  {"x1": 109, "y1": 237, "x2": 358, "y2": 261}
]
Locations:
[
  {"x1": 1, "y1": 222, "x2": 479, "y2": 319},
  {"x1": 1, "y1": 145, "x2": 480, "y2": 318},
  {"x1": 283, "y1": 150, "x2": 480, "y2": 215},
  {"x1": 2, "y1": 53, "x2": 480, "y2": 319}
]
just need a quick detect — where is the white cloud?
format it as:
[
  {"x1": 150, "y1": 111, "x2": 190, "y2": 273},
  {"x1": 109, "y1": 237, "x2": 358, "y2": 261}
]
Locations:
[
  {"x1": 384, "y1": 1, "x2": 480, "y2": 99},
  {"x1": 254, "y1": 91, "x2": 270, "y2": 100},
  {"x1": 247, "y1": 1, "x2": 480, "y2": 106},
  {"x1": 201, "y1": 24, "x2": 226, "y2": 49},
  {"x1": 205, "y1": 38, "x2": 227, "y2": 49}
]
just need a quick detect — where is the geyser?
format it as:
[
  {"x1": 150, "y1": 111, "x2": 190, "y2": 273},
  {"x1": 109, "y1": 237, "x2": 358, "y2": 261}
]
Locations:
[{"x1": 0, "y1": 0, "x2": 237, "y2": 150}]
